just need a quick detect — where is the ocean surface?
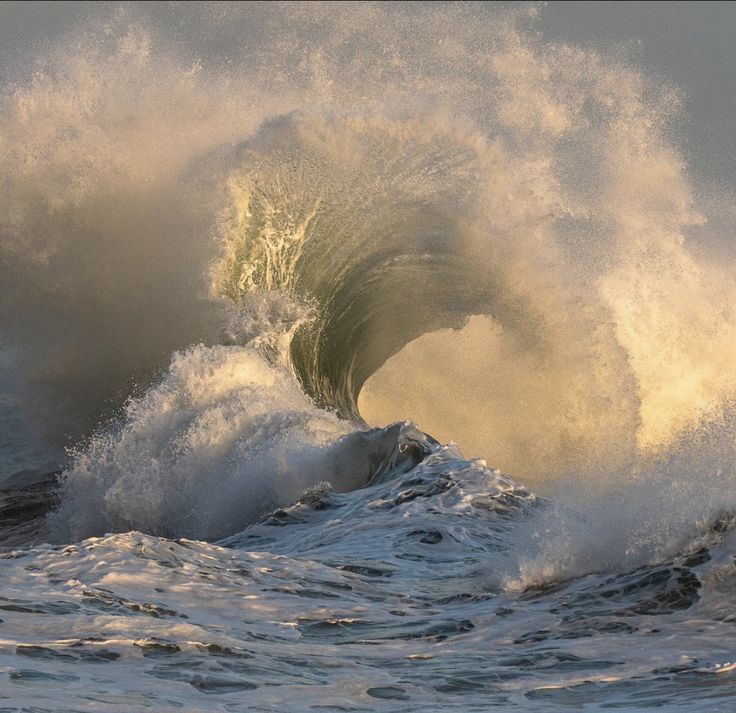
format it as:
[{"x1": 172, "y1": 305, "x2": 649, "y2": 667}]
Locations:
[{"x1": 1, "y1": 3, "x2": 736, "y2": 711}]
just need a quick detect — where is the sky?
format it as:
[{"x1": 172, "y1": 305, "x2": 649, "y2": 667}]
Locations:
[{"x1": 1, "y1": 1, "x2": 734, "y2": 187}]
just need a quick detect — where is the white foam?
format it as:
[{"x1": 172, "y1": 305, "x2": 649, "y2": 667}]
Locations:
[{"x1": 49, "y1": 340, "x2": 353, "y2": 542}]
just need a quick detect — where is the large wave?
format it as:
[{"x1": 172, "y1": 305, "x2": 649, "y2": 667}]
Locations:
[{"x1": 1, "y1": 3, "x2": 735, "y2": 540}]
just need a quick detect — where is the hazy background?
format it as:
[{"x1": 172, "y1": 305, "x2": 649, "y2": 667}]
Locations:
[{"x1": 2, "y1": 1, "x2": 734, "y2": 185}]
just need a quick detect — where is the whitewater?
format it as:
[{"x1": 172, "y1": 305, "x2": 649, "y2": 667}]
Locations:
[{"x1": 1, "y1": 3, "x2": 736, "y2": 710}]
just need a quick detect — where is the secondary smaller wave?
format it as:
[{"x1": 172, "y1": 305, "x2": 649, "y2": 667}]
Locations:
[{"x1": 48, "y1": 312, "x2": 345, "y2": 541}]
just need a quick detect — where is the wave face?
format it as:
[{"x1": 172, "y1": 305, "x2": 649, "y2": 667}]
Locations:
[
  {"x1": 211, "y1": 112, "x2": 641, "y2": 487},
  {"x1": 1, "y1": 3, "x2": 736, "y2": 710}
]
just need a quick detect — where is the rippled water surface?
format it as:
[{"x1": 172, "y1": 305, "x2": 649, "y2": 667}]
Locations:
[{"x1": 2, "y1": 434, "x2": 736, "y2": 711}]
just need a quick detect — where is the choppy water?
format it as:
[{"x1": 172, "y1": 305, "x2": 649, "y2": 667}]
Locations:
[
  {"x1": 1, "y1": 3, "x2": 736, "y2": 711},
  {"x1": 2, "y1": 436, "x2": 736, "y2": 712}
]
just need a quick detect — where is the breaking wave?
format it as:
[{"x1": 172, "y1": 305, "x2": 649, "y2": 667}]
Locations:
[{"x1": 0, "y1": 2, "x2": 734, "y2": 541}]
